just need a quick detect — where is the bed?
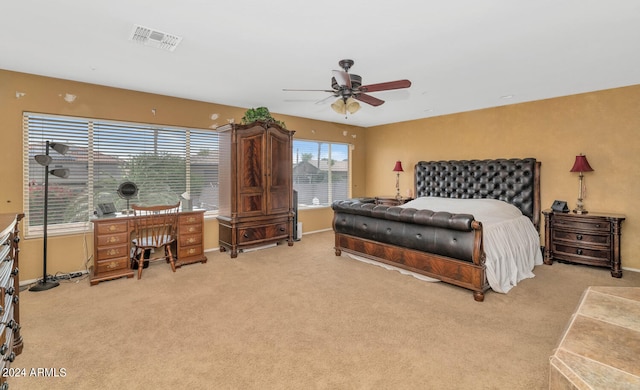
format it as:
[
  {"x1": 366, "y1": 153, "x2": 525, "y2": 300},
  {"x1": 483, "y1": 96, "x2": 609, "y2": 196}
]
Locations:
[{"x1": 332, "y1": 158, "x2": 543, "y2": 301}]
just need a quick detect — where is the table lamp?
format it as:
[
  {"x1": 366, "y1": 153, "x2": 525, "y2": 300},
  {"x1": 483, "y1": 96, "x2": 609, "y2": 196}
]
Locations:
[
  {"x1": 570, "y1": 154, "x2": 594, "y2": 214},
  {"x1": 393, "y1": 161, "x2": 404, "y2": 200}
]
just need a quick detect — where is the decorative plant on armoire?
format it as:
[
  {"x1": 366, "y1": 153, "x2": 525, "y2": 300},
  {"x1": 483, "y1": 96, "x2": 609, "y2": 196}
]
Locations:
[{"x1": 241, "y1": 107, "x2": 286, "y2": 129}]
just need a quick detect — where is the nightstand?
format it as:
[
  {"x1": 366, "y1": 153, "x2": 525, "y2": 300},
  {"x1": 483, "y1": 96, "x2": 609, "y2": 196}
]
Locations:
[
  {"x1": 374, "y1": 196, "x2": 413, "y2": 206},
  {"x1": 542, "y1": 210, "x2": 625, "y2": 277}
]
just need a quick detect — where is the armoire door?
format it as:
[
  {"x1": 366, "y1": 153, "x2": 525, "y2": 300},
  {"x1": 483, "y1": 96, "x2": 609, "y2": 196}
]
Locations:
[
  {"x1": 236, "y1": 126, "x2": 266, "y2": 216},
  {"x1": 266, "y1": 127, "x2": 292, "y2": 215}
]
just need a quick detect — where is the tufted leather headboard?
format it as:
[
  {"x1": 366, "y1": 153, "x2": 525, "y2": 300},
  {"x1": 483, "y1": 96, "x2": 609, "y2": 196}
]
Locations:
[{"x1": 414, "y1": 158, "x2": 541, "y2": 229}]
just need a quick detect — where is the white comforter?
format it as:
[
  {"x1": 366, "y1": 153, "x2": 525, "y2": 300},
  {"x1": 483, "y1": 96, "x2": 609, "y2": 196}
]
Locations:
[{"x1": 400, "y1": 197, "x2": 543, "y2": 293}]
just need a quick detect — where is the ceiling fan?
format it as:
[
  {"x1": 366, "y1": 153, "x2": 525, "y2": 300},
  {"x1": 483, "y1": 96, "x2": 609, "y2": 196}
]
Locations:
[{"x1": 283, "y1": 59, "x2": 412, "y2": 115}]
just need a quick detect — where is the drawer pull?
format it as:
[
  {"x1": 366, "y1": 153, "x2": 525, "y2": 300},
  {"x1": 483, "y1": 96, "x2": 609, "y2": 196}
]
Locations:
[
  {"x1": 577, "y1": 249, "x2": 583, "y2": 255},
  {"x1": 576, "y1": 234, "x2": 583, "y2": 240},
  {"x1": 243, "y1": 233, "x2": 249, "y2": 238},
  {"x1": 279, "y1": 227, "x2": 286, "y2": 232},
  {"x1": 595, "y1": 224, "x2": 601, "y2": 228},
  {"x1": 5, "y1": 351, "x2": 15, "y2": 362}
]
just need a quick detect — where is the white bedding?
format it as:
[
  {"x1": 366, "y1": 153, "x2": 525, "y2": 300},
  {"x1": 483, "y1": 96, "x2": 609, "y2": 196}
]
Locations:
[{"x1": 399, "y1": 197, "x2": 543, "y2": 293}]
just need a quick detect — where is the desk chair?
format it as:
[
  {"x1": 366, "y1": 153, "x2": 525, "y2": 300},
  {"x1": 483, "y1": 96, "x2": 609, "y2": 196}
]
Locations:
[{"x1": 131, "y1": 203, "x2": 180, "y2": 279}]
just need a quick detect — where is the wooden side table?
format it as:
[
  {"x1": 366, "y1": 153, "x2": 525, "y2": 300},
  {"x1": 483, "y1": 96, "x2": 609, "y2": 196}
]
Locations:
[
  {"x1": 374, "y1": 196, "x2": 413, "y2": 206},
  {"x1": 542, "y1": 209, "x2": 625, "y2": 277}
]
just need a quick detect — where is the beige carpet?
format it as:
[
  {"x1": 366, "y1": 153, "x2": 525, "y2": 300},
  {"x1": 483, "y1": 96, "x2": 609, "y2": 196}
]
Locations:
[{"x1": 11, "y1": 231, "x2": 640, "y2": 389}]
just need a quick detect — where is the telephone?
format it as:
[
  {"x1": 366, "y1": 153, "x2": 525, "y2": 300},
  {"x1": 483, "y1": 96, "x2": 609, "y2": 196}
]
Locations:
[
  {"x1": 551, "y1": 200, "x2": 569, "y2": 213},
  {"x1": 97, "y1": 202, "x2": 117, "y2": 216}
]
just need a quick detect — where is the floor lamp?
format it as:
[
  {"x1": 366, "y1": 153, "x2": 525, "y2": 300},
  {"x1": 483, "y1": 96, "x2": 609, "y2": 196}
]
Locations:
[{"x1": 29, "y1": 141, "x2": 70, "y2": 292}]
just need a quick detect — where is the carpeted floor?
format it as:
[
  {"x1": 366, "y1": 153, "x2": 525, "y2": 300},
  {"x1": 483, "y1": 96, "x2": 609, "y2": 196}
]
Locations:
[{"x1": 10, "y1": 231, "x2": 640, "y2": 389}]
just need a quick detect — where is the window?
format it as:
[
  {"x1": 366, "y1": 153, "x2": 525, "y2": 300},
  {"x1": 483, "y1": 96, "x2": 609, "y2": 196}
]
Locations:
[
  {"x1": 23, "y1": 113, "x2": 219, "y2": 237},
  {"x1": 292, "y1": 140, "x2": 350, "y2": 207}
]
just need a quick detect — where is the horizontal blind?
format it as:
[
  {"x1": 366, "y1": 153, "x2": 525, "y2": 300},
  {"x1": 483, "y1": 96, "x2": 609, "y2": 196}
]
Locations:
[
  {"x1": 23, "y1": 115, "x2": 91, "y2": 236},
  {"x1": 23, "y1": 113, "x2": 219, "y2": 237},
  {"x1": 292, "y1": 140, "x2": 350, "y2": 207},
  {"x1": 93, "y1": 122, "x2": 187, "y2": 207}
]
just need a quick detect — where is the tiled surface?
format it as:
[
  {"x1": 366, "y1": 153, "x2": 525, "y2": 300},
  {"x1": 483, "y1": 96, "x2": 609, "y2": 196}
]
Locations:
[{"x1": 549, "y1": 287, "x2": 640, "y2": 389}]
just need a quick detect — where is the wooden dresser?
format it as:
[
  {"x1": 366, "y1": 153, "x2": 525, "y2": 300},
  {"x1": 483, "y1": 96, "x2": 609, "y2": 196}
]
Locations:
[
  {"x1": 0, "y1": 214, "x2": 24, "y2": 389},
  {"x1": 90, "y1": 210, "x2": 207, "y2": 285},
  {"x1": 216, "y1": 121, "x2": 295, "y2": 258},
  {"x1": 542, "y1": 210, "x2": 625, "y2": 277}
]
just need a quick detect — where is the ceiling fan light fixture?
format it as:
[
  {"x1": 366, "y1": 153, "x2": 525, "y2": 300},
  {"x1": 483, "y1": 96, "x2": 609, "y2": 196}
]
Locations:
[
  {"x1": 331, "y1": 98, "x2": 346, "y2": 114},
  {"x1": 346, "y1": 97, "x2": 360, "y2": 114}
]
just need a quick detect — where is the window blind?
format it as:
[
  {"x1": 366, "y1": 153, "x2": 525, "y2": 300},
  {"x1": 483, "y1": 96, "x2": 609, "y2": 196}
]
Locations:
[
  {"x1": 23, "y1": 113, "x2": 219, "y2": 238},
  {"x1": 292, "y1": 140, "x2": 351, "y2": 207}
]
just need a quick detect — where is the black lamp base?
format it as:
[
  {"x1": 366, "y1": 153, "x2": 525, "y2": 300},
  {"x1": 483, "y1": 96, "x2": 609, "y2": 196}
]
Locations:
[{"x1": 29, "y1": 277, "x2": 60, "y2": 292}]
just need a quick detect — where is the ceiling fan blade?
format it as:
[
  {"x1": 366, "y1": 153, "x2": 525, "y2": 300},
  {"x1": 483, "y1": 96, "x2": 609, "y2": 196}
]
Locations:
[
  {"x1": 355, "y1": 93, "x2": 385, "y2": 107},
  {"x1": 315, "y1": 94, "x2": 338, "y2": 105},
  {"x1": 283, "y1": 88, "x2": 336, "y2": 93},
  {"x1": 359, "y1": 79, "x2": 411, "y2": 93},
  {"x1": 332, "y1": 70, "x2": 352, "y2": 89}
]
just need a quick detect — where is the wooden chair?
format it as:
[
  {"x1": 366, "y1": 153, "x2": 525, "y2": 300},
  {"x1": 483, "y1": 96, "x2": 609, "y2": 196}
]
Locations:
[{"x1": 131, "y1": 203, "x2": 180, "y2": 279}]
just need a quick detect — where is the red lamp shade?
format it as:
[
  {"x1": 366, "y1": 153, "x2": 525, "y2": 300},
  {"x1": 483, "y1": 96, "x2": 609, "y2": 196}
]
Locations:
[
  {"x1": 393, "y1": 161, "x2": 404, "y2": 172},
  {"x1": 570, "y1": 155, "x2": 594, "y2": 173}
]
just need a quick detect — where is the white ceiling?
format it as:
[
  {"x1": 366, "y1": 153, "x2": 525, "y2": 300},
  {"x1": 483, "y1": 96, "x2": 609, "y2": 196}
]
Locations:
[{"x1": 2, "y1": 1, "x2": 639, "y2": 128}]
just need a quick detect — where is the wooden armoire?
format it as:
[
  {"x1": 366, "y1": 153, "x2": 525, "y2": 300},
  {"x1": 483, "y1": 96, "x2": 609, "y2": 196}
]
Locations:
[{"x1": 216, "y1": 120, "x2": 295, "y2": 257}]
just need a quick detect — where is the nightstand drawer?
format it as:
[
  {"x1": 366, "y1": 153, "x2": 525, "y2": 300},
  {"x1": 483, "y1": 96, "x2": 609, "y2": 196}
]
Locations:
[
  {"x1": 552, "y1": 230, "x2": 610, "y2": 247},
  {"x1": 554, "y1": 218, "x2": 610, "y2": 232},
  {"x1": 553, "y1": 243, "x2": 610, "y2": 261}
]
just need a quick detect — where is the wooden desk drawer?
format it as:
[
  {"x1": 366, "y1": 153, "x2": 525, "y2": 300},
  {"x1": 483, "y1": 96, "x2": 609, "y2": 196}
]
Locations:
[
  {"x1": 95, "y1": 220, "x2": 129, "y2": 235},
  {"x1": 180, "y1": 223, "x2": 202, "y2": 235},
  {"x1": 179, "y1": 233, "x2": 202, "y2": 247},
  {"x1": 96, "y1": 244, "x2": 129, "y2": 261},
  {"x1": 179, "y1": 214, "x2": 201, "y2": 225},
  {"x1": 95, "y1": 257, "x2": 129, "y2": 274},
  {"x1": 96, "y1": 232, "x2": 129, "y2": 247},
  {"x1": 178, "y1": 246, "x2": 203, "y2": 259}
]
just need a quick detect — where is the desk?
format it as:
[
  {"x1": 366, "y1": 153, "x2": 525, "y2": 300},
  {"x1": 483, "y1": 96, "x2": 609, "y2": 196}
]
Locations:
[{"x1": 90, "y1": 210, "x2": 207, "y2": 285}]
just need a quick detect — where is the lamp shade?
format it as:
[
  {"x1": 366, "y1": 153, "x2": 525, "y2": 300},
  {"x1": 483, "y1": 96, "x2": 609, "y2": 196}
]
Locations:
[
  {"x1": 345, "y1": 97, "x2": 360, "y2": 114},
  {"x1": 35, "y1": 155, "x2": 53, "y2": 166},
  {"x1": 570, "y1": 154, "x2": 594, "y2": 173},
  {"x1": 393, "y1": 161, "x2": 404, "y2": 172},
  {"x1": 49, "y1": 168, "x2": 70, "y2": 179},
  {"x1": 50, "y1": 142, "x2": 69, "y2": 155},
  {"x1": 331, "y1": 99, "x2": 346, "y2": 114}
]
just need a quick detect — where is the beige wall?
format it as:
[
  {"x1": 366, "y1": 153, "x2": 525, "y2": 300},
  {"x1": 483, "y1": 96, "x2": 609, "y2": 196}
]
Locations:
[
  {"x1": 365, "y1": 85, "x2": 640, "y2": 270},
  {"x1": 0, "y1": 70, "x2": 364, "y2": 281},
  {"x1": 3, "y1": 69, "x2": 638, "y2": 279}
]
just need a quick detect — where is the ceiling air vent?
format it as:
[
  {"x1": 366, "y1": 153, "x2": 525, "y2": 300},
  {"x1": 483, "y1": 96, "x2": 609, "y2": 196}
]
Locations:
[{"x1": 129, "y1": 24, "x2": 182, "y2": 52}]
